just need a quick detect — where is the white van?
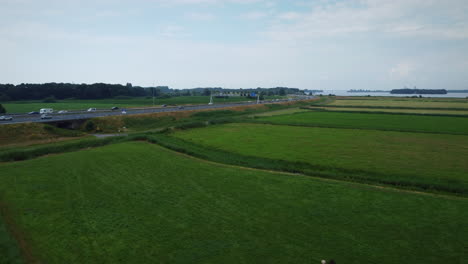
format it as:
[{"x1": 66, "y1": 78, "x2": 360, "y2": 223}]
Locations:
[{"x1": 40, "y1": 108, "x2": 53, "y2": 114}]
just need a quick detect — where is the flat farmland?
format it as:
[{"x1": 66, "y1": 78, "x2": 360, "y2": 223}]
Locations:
[
  {"x1": 253, "y1": 111, "x2": 468, "y2": 134},
  {"x1": 0, "y1": 141, "x2": 466, "y2": 263},
  {"x1": 328, "y1": 99, "x2": 468, "y2": 109},
  {"x1": 309, "y1": 107, "x2": 468, "y2": 116},
  {"x1": 173, "y1": 123, "x2": 468, "y2": 194}
]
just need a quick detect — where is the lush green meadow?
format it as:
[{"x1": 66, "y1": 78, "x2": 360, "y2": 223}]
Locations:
[
  {"x1": 1, "y1": 96, "x2": 467, "y2": 263},
  {"x1": 253, "y1": 111, "x2": 468, "y2": 134},
  {"x1": 251, "y1": 107, "x2": 310, "y2": 117},
  {"x1": 2, "y1": 96, "x2": 282, "y2": 113},
  {"x1": 329, "y1": 99, "x2": 468, "y2": 109},
  {"x1": 309, "y1": 107, "x2": 468, "y2": 115},
  {"x1": 0, "y1": 142, "x2": 466, "y2": 263},
  {"x1": 173, "y1": 123, "x2": 468, "y2": 194}
]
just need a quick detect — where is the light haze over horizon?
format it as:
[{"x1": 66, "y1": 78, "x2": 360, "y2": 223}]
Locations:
[{"x1": 1, "y1": 0, "x2": 468, "y2": 90}]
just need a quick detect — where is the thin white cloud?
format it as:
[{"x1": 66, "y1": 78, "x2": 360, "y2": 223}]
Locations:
[
  {"x1": 264, "y1": 0, "x2": 468, "y2": 41},
  {"x1": 389, "y1": 62, "x2": 415, "y2": 80},
  {"x1": 240, "y1": 11, "x2": 268, "y2": 20},
  {"x1": 185, "y1": 12, "x2": 216, "y2": 21}
]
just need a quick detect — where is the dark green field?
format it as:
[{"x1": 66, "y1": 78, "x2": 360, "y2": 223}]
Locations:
[
  {"x1": 173, "y1": 123, "x2": 468, "y2": 194},
  {"x1": 253, "y1": 110, "x2": 468, "y2": 134},
  {"x1": 1, "y1": 97, "x2": 467, "y2": 263},
  {"x1": 0, "y1": 142, "x2": 466, "y2": 263}
]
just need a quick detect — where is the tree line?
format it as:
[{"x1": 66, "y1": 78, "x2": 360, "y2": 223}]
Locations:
[{"x1": 0, "y1": 83, "x2": 301, "y2": 102}]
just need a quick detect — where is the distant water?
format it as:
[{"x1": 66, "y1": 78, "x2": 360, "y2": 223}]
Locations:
[{"x1": 314, "y1": 90, "x2": 468, "y2": 98}]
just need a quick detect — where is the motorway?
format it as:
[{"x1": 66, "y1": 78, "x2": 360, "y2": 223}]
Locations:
[{"x1": 0, "y1": 99, "x2": 303, "y2": 125}]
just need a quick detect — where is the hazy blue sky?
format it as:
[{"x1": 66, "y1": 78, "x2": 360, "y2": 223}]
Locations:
[{"x1": 1, "y1": 0, "x2": 467, "y2": 89}]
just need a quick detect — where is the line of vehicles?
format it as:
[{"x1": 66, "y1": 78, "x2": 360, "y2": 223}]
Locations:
[{"x1": 1, "y1": 106, "x2": 125, "y2": 121}]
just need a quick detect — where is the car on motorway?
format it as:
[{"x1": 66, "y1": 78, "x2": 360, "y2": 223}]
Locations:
[
  {"x1": 40, "y1": 108, "x2": 54, "y2": 114},
  {"x1": 121, "y1": 109, "x2": 127, "y2": 114},
  {"x1": 28, "y1": 111, "x2": 40, "y2": 115},
  {"x1": 87, "y1": 108, "x2": 97, "y2": 112},
  {"x1": 0, "y1": 116, "x2": 13, "y2": 121},
  {"x1": 58, "y1": 110, "x2": 68, "y2": 114},
  {"x1": 111, "y1": 106, "x2": 119, "y2": 110},
  {"x1": 178, "y1": 106, "x2": 184, "y2": 109},
  {"x1": 162, "y1": 104, "x2": 167, "y2": 107},
  {"x1": 40, "y1": 114, "x2": 52, "y2": 119}
]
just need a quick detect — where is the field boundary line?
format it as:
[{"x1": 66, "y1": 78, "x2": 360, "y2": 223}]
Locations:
[
  {"x1": 309, "y1": 104, "x2": 468, "y2": 112},
  {"x1": 301, "y1": 106, "x2": 468, "y2": 117},
  {"x1": 0, "y1": 198, "x2": 41, "y2": 264},
  {"x1": 144, "y1": 141, "x2": 468, "y2": 201},
  {"x1": 245, "y1": 120, "x2": 468, "y2": 136}
]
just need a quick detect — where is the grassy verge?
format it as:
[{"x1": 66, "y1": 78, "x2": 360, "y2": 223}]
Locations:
[
  {"x1": 82, "y1": 101, "x2": 312, "y2": 133},
  {"x1": 0, "y1": 123, "x2": 83, "y2": 147},
  {"x1": 171, "y1": 123, "x2": 468, "y2": 195},
  {"x1": 251, "y1": 110, "x2": 468, "y2": 135},
  {"x1": 0, "y1": 141, "x2": 466, "y2": 263}
]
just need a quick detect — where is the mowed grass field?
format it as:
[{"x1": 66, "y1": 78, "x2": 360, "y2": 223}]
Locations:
[
  {"x1": 2, "y1": 96, "x2": 282, "y2": 113},
  {"x1": 173, "y1": 123, "x2": 468, "y2": 193},
  {"x1": 0, "y1": 142, "x2": 466, "y2": 263},
  {"x1": 329, "y1": 99, "x2": 468, "y2": 109},
  {"x1": 251, "y1": 107, "x2": 310, "y2": 117},
  {"x1": 309, "y1": 107, "x2": 468, "y2": 116},
  {"x1": 253, "y1": 111, "x2": 468, "y2": 134}
]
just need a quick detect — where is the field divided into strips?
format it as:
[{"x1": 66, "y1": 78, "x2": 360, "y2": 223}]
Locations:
[
  {"x1": 308, "y1": 107, "x2": 468, "y2": 116},
  {"x1": 2, "y1": 96, "x2": 283, "y2": 113},
  {"x1": 328, "y1": 99, "x2": 468, "y2": 109},
  {"x1": 0, "y1": 142, "x2": 467, "y2": 263},
  {"x1": 173, "y1": 123, "x2": 468, "y2": 194},
  {"x1": 252, "y1": 111, "x2": 468, "y2": 135}
]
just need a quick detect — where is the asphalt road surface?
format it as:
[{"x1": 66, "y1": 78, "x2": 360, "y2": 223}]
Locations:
[{"x1": 0, "y1": 99, "x2": 307, "y2": 125}]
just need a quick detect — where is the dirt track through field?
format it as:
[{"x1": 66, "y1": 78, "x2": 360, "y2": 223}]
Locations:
[{"x1": 0, "y1": 199, "x2": 41, "y2": 264}]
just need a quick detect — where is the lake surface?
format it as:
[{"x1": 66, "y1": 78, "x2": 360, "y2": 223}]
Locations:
[{"x1": 314, "y1": 90, "x2": 468, "y2": 98}]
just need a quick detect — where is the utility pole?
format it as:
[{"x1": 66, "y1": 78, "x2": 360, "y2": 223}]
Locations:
[
  {"x1": 152, "y1": 83, "x2": 155, "y2": 107},
  {"x1": 208, "y1": 92, "x2": 213, "y2": 105}
]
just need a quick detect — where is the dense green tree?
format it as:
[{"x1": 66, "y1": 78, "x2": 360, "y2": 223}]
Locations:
[{"x1": 0, "y1": 104, "x2": 5, "y2": 113}]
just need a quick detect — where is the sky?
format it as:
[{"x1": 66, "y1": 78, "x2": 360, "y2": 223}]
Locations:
[{"x1": 1, "y1": 0, "x2": 467, "y2": 90}]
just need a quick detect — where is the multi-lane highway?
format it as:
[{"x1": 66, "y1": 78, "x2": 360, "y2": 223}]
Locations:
[{"x1": 0, "y1": 99, "x2": 305, "y2": 125}]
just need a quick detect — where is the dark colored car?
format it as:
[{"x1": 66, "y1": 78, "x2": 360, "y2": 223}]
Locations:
[
  {"x1": 162, "y1": 104, "x2": 167, "y2": 107},
  {"x1": 111, "y1": 106, "x2": 119, "y2": 110},
  {"x1": 28, "y1": 111, "x2": 40, "y2": 115},
  {"x1": 178, "y1": 106, "x2": 184, "y2": 109}
]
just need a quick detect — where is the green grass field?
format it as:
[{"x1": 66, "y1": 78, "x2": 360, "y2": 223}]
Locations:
[
  {"x1": 251, "y1": 107, "x2": 310, "y2": 117},
  {"x1": 309, "y1": 107, "x2": 468, "y2": 115},
  {"x1": 173, "y1": 123, "x2": 468, "y2": 194},
  {"x1": 0, "y1": 141, "x2": 466, "y2": 263},
  {"x1": 2, "y1": 96, "x2": 283, "y2": 113},
  {"x1": 253, "y1": 111, "x2": 468, "y2": 134},
  {"x1": 329, "y1": 99, "x2": 468, "y2": 109}
]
